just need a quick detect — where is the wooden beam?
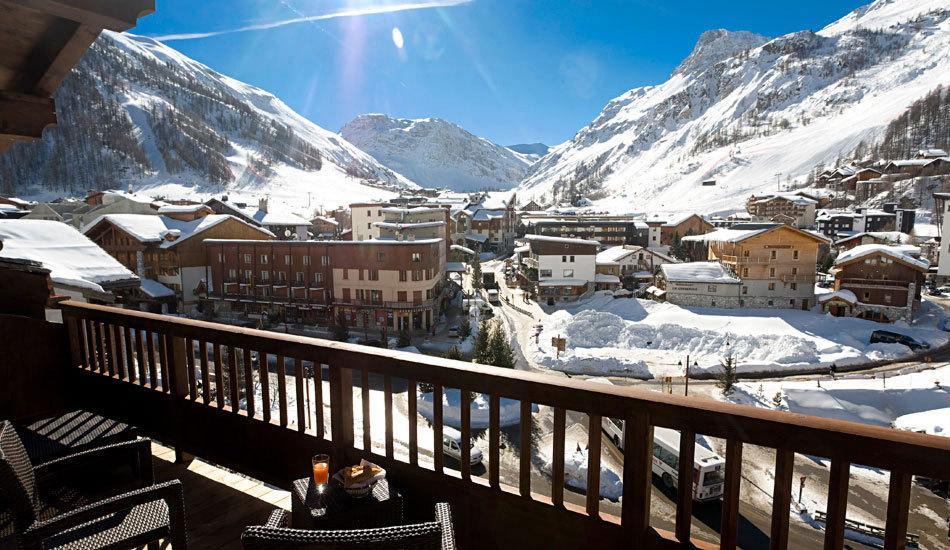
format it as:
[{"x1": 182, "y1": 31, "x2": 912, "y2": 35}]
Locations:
[
  {"x1": 33, "y1": 24, "x2": 101, "y2": 96},
  {"x1": 15, "y1": 0, "x2": 155, "y2": 32},
  {"x1": 0, "y1": 91, "x2": 56, "y2": 141}
]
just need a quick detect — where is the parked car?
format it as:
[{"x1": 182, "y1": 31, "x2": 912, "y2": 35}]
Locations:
[
  {"x1": 448, "y1": 325, "x2": 459, "y2": 337},
  {"x1": 869, "y1": 330, "x2": 930, "y2": 351},
  {"x1": 442, "y1": 426, "x2": 483, "y2": 465},
  {"x1": 927, "y1": 287, "x2": 944, "y2": 296}
]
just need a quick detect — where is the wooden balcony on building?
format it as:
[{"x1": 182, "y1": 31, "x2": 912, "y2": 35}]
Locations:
[
  {"x1": 2, "y1": 302, "x2": 948, "y2": 549},
  {"x1": 840, "y1": 278, "x2": 912, "y2": 290},
  {"x1": 719, "y1": 255, "x2": 770, "y2": 265}
]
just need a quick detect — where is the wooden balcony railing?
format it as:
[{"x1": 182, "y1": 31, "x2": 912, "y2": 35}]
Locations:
[{"x1": 57, "y1": 300, "x2": 950, "y2": 549}]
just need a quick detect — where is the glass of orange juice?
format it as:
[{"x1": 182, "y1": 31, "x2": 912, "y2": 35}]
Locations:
[{"x1": 312, "y1": 454, "x2": 330, "y2": 493}]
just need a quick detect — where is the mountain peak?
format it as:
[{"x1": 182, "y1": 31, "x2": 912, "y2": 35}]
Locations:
[{"x1": 673, "y1": 29, "x2": 768, "y2": 75}]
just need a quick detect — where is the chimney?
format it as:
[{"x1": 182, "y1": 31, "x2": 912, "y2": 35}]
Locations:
[
  {"x1": 259, "y1": 196, "x2": 269, "y2": 213},
  {"x1": 160, "y1": 229, "x2": 181, "y2": 242}
]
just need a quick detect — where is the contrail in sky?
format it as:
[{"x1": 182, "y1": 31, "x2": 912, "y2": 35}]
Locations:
[{"x1": 151, "y1": 0, "x2": 472, "y2": 42}]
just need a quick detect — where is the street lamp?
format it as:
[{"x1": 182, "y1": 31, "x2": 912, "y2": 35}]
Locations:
[{"x1": 678, "y1": 356, "x2": 699, "y2": 396}]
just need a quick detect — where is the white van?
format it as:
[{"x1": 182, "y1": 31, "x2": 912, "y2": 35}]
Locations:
[
  {"x1": 603, "y1": 418, "x2": 725, "y2": 502},
  {"x1": 442, "y1": 426, "x2": 483, "y2": 466},
  {"x1": 487, "y1": 289, "x2": 500, "y2": 304}
]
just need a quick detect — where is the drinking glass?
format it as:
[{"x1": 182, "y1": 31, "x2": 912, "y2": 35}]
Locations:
[{"x1": 312, "y1": 454, "x2": 330, "y2": 493}]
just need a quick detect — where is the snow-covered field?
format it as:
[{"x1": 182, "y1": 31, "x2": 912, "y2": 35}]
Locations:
[{"x1": 530, "y1": 293, "x2": 948, "y2": 377}]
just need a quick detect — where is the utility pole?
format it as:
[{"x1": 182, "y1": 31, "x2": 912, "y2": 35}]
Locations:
[
  {"x1": 678, "y1": 355, "x2": 695, "y2": 396},
  {"x1": 775, "y1": 172, "x2": 782, "y2": 192},
  {"x1": 798, "y1": 476, "x2": 806, "y2": 504}
]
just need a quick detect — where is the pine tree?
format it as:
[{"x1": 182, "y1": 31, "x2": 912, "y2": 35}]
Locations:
[
  {"x1": 458, "y1": 316, "x2": 472, "y2": 339},
  {"x1": 473, "y1": 319, "x2": 491, "y2": 363},
  {"x1": 331, "y1": 310, "x2": 349, "y2": 341},
  {"x1": 717, "y1": 351, "x2": 738, "y2": 397},
  {"x1": 487, "y1": 325, "x2": 516, "y2": 369},
  {"x1": 397, "y1": 328, "x2": 412, "y2": 348},
  {"x1": 471, "y1": 254, "x2": 483, "y2": 292},
  {"x1": 444, "y1": 346, "x2": 463, "y2": 361}
]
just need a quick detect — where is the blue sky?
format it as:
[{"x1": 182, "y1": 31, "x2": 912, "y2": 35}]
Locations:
[{"x1": 134, "y1": 0, "x2": 868, "y2": 146}]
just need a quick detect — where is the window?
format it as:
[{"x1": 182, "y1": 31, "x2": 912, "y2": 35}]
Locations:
[
  {"x1": 370, "y1": 290, "x2": 382, "y2": 303},
  {"x1": 397, "y1": 291, "x2": 407, "y2": 302},
  {"x1": 792, "y1": 267, "x2": 798, "y2": 275},
  {"x1": 244, "y1": 269, "x2": 252, "y2": 280},
  {"x1": 793, "y1": 250, "x2": 799, "y2": 260},
  {"x1": 377, "y1": 210, "x2": 382, "y2": 217},
  {"x1": 411, "y1": 253, "x2": 421, "y2": 262},
  {"x1": 244, "y1": 253, "x2": 252, "y2": 263},
  {"x1": 540, "y1": 269, "x2": 552, "y2": 278},
  {"x1": 767, "y1": 300, "x2": 773, "y2": 306},
  {"x1": 358, "y1": 269, "x2": 365, "y2": 281},
  {"x1": 711, "y1": 301, "x2": 716, "y2": 307},
  {"x1": 302, "y1": 255, "x2": 311, "y2": 266},
  {"x1": 413, "y1": 290, "x2": 423, "y2": 303},
  {"x1": 768, "y1": 282, "x2": 775, "y2": 291},
  {"x1": 562, "y1": 255, "x2": 567, "y2": 262},
  {"x1": 261, "y1": 271, "x2": 269, "y2": 281},
  {"x1": 769, "y1": 268, "x2": 776, "y2": 278},
  {"x1": 369, "y1": 269, "x2": 379, "y2": 281},
  {"x1": 313, "y1": 273, "x2": 323, "y2": 284},
  {"x1": 570, "y1": 255, "x2": 575, "y2": 262},
  {"x1": 707, "y1": 285, "x2": 717, "y2": 292},
  {"x1": 399, "y1": 270, "x2": 407, "y2": 282},
  {"x1": 342, "y1": 288, "x2": 350, "y2": 300},
  {"x1": 563, "y1": 269, "x2": 574, "y2": 278},
  {"x1": 863, "y1": 291, "x2": 870, "y2": 300},
  {"x1": 770, "y1": 250, "x2": 777, "y2": 260},
  {"x1": 742, "y1": 286, "x2": 748, "y2": 295},
  {"x1": 228, "y1": 268, "x2": 237, "y2": 279},
  {"x1": 884, "y1": 293, "x2": 892, "y2": 303},
  {"x1": 343, "y1": 269, "x2": 349, "y2": 280},
  {"x1": 356, "y1": 289, "x2": 365, "y2": 300},
  {"x1": 284, "y1": 254, "x2": 292, "y2": 266},
  {"x1": 260, "y1": 254, "x2": 269, "y2": 264},
  {"x1": 321, "y1": 255, "x2": 330, "y2": 266},
  {"x1": 790, "y1": 299, "x2": 795, "y2": 306},
  {"x1": 790, "y1": 283, "x2": 797, "y2": 290},
  {"x1": 277, "y1": 271, "x2": 286, "y2": 283},
  {"x1": 742, "y1": 268, "x2": 749, "y2": 277},
  {"x1": 377, "y1": 252, "x2": 386, "y2": 262},
  {"x1": 367, "y1": 223, "x2": 372, "y2": 229},
  {"x1": 742, "y1": 250, "x2": 750, "y2": 257},
  {"x1": 295, "y1": 272, "x2": 304, "y2": 284},
  {"x1": 412, "y1": 270, "x2": 423, "y2": 281},
  {"x1": 217, "y1": 252, "x2": 224, "y2": 263}
]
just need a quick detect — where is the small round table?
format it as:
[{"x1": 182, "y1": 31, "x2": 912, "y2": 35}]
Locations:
[{"x1": 290, "y1": 476, "x2": 404, "y2": 530}]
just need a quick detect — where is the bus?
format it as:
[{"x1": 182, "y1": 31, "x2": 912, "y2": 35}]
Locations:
[{"x1": 602, "y1": 417, "x2": 725, "y2": 502}]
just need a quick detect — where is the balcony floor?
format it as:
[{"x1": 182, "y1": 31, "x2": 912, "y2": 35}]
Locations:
[{"x1": 150, "y1": 442, "x2": 290, "y2": 549}]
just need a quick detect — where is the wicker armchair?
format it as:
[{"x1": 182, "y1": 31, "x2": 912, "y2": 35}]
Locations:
[
  {"x1": 242, "y1": 502, "x2": 456, "y2": 550},
  {"x1": 0, "y1": 421, "x2": 187, "y2": 549},
  {"x1": 15, "y1": 409, "x2": 138, "y2": 465}
]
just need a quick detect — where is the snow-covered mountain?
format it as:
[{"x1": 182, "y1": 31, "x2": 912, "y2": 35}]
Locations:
[
  {"x1": 518, "y1": 0, "x2": 950, "y2": 215},
  {"x1": 340, "y1": 114, "x2": 534, "y2": 191},
  {"x1": 0, "y1": 31, "x2": 415, "y2": 212},
  {"x1": 507, "y1": 143, "x2": 550, "y2": 159}
]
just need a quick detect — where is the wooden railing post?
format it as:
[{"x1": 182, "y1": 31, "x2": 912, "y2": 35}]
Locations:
[
  {"x1": 169, "y1": 335, "x2": 191, "y2": 463},
  {"x1": 329, "y1": 365, "x2": 354, "y2": 469},
  {"x1": 621, "y1": 411, "x2": 652, "y2": 538},
  {"x1": 64, "y1": 315, "x2": 83, "y2": 369}
]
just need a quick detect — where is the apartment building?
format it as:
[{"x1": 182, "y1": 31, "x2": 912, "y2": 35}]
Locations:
[
  {"x1": 645, "y1": 214, "x2": 713, "y2": 247},
  {"x1": 205, "y1": 197, "x2": 310, "y2": 240},
  {"x1": 520, "y1": 235, "x2": 599, "y2": 303},
  {"x1": 374, "y1": 206, "x2": 452, "y2": 255},
  {"x1": 821, "y1": 244, "x2": 928, "y2": 322},
  {"x1": 745, "y1": 193, "x2": 817, "y2": 227},
  {"x1": 816, "y1": 207, "x2": 897, "y2": 239},
  {"x1": 204, "y1": 238, "x2": 446, "y2": 331},
  {"x1": 84, "y1": 211, "x2": 273, "y2": 309},
  {"x1": 682, "y1": 223, "x2": 828, "y2": 310},
  {"x1": 595, "y1": 245, "x2": 678, "y2": 287},
  {"x1": 455, "y1": 195, "x2": 519, "y2": 253},
  {"x1": 657, "y1": 262, "x2": 741, "y2": 308},
  {"x1": 349, "y1": 202, "x2": 391, "y2": 241},
  {"x1": 523, "y1": 216, "x2": 649, "y2": 247}
]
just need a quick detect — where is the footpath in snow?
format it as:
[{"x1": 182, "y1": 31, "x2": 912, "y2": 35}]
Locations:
[{"x1": 529, "y1": 293, "x2": 949, "y2": 378}]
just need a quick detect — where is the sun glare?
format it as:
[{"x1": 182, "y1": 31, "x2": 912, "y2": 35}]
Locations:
[{"x1": 391, "y1": 26, "x2": 405, "y2": 49}]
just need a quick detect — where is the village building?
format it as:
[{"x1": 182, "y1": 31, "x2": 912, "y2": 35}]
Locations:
[
  {"x1": 204, "y1": 238, "x2": 446, "y2": 331},
  {"x1": 821, "y1": 244, "x2": 928, "y2": 322},
  {"x1": 310, "y1": 215, "x2": 341, "y2": 239},
  {"x1": 595, "y1": 245, "x2": 678, "y2": 289},
  {"x1": 645, "y1": 214, "x2": 713, "y2": 247},
  {"x1": 204, "y1": 196, "x2": 310, "y2": 240},
  {"x1": 916, "y1": 148, "x2": 948, "y2": 159},
  {"x1": 0, "y1": 220, "x2": 139, "y2": 309},
  {"x1": 20, "y1": 202, "x2": 64, "y2": 221},
  {"x1": 84, "y1": 212, "x2": 273, "y2": 311},
  {"x1": 70, "y1": 190, "x2": 162, "y2": 229},
  {"x1": 349, "y1": 202, "x2": 391, "y2": 241},
  {"x1": 682, "y1": 223, "x2": 828, "y2": 310},
  {"x1": 374, "y1": 206, "x2": 452, "y2": 255},
  {"x1": 454, "y1": 194, "x2": 519, "y2": 253},
  {"x1": 745, "y1": 193, "x2": 817, "y2": 227},
  {"x1": 520, "y1": 200, "x2": 543, "y2": 212},
  {"x1": 519, "y1": 235, "x2": 599, "y2": 304},
  {"x1": 816, "y1": 207, "x2": 899, "y2": 239},
  {"x1": 522, "y1": 215, "x2": 648, "y2": 248},
  {"x1": 656, "y1": 262, "x2": 741, "y2": 308}
]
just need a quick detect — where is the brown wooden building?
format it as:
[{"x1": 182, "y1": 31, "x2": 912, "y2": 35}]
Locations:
[
  {"x1": 84, "y1": 213, "x2": 273, "y2": 309},
  {"x1": 823, "y1": 244, "x2": 928, "y2": 322}
]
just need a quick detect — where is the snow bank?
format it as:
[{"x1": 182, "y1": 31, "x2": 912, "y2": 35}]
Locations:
[
  {"x1": 531, "y1": 296, "x2": 948, "y2": 377},
  {"x1": 417, "y1": 388, "x2": 535, "y2": 429},
  {"x1": 539, "y1": 424, "x2": 623, "y2": 501}
]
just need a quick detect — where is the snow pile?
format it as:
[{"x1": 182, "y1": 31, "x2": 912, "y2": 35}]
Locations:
[
  {"x1": 0, "y1": 220, "x2": 137, "y2": 292},
  {"x1": 732, "y1": 365, "x2": 949, "y2": 436},
  {"x1": 532, "y1": 296, "x2": 948, "y2": 377},
  {"x1": 539, "y1": 423, "x2": 624, "y2": 501},
  {"x1": 417, "y1": 388, "x2": 532, "y2": 429},
  {"x1": 660, "y1": 261, "x2": 739, "y2": 283}
]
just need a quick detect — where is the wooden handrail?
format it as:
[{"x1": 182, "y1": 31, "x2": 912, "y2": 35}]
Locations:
[{"x1": 58, "y1": 300, "x2": 950, "y2": 549}]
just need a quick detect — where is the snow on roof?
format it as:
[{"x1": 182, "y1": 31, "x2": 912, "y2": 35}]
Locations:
[
  {"x1": 835, "y1": 231, "x2": 911, "y2": 245},
  {"x1": 660, "y1": 261, "x2": 739, "y2": 284},
  {"x1": 85, "y1": 214, "x2": 273, "y2": 248},
  {"x1": 889, "y1": 159, "x2": 932, "y2": 167},
  {"x1": 524, "y1": 234, "x2": 600, "y2": 246},
  {"x1": 464, "y1": 233, "x2": 489, "y2": 243},
  {"x1": 539, "y1": 278, "x2": 589, "y2": 287},
  {"x1": 834, "y1": 244, "x2": 929, "y2": 270},
  {"x1": 513, "y1": 245, "x2": 530, "y2": 253},
  {"x1": 918, "y1": 148, "x2": 948, "y2": 157},
  {"x1": 0, "y1": 220, "x2": 138, "y2": 293},
  {"x1": 753, "y1": 193, "x2": 817, "y2": 206},
  {"x1": 311, "y1": 215, "x2": 339, "y2": 226},
  {"x1": 253, "y1": 210, "x2": 310, "y2": 226},
  {"x1": 471, "y1": 209, "x2": 505, "y2": 221},
  {"x1": 139, "y1": 278, "x2": 175, "y2": 298},
  {"x1": 594, "y1": 273, "x2": 620, "y2": 284},
  {"x1": 373, "y1": 221, "x2": 445, "y2": 230},
  {"x1": 663, "y1": 213, "x2": 702, "y2": 227},
  {"x1": 681, "y1": 227, "x2": 767, "y2": 243},
  {"x1": 157, "y1": 204, "x2": 210, "y2": 214},
  {"x1": 817, "y1": 289, "x2": 857, "y2": 304},
  {"x1": 445, "y1": 262, "x2": 466, "y2": 273},
  {"x1": 595, "y1": 246, "x2": 636, "y2": 265},
  {"x1": 451, "y1": 244, "x2": 476, "y2": 255},
  {"x1": 380, "y1": 206, "x2": 444, "y2": 215}
]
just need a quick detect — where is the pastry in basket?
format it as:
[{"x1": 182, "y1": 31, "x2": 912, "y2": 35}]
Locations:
[{"x1": 343, "y1": 463, "x2": 383, "y2": 488}]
